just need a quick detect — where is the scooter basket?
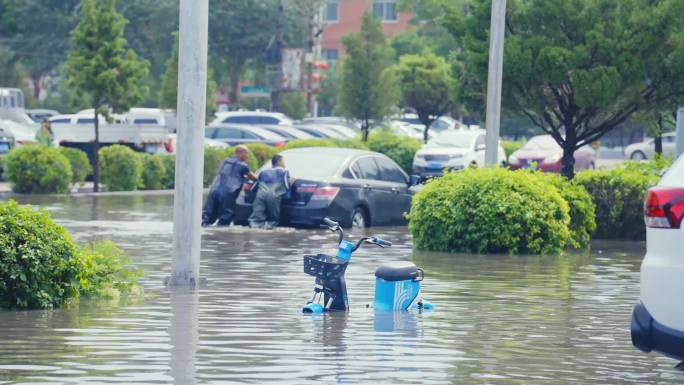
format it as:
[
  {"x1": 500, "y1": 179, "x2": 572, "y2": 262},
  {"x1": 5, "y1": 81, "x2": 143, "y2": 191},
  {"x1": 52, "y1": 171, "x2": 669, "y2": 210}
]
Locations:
[{"x1": 303, "y1": 254, "x2": 348, "y2": 281}]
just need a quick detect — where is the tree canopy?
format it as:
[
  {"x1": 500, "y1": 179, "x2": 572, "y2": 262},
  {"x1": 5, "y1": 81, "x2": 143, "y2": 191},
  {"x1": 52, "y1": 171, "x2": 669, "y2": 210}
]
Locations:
[
  {"x1": 444, "y1": 0, "x2": 684, "y2": 178},
  {"x1": 339, "y1": 12, "x2": 398, "y2": 141},
  {"x1": 392, "y1": 51, "x2": 454, "y2": 142}
]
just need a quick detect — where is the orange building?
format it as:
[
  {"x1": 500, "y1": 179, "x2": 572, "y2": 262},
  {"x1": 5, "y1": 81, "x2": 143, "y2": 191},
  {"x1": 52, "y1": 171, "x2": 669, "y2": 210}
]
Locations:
[{"x1": 320, "y1": 0, "x2": 413, "y2": 63}]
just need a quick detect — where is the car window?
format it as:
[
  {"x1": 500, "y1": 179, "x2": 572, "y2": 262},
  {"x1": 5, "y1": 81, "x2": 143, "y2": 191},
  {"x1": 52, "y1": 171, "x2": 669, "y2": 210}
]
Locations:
[
  {"x1": 374, "y1": 157, "x2": 407, "y2": 184},
  {"x1": 205, "y1": 127, "x2": 216, "y2": 138},
  {"x1": 242, "y1": 130, "x2": 259, "y2": 139},
  {"x1": 76, "y1": 118, "x2": 95, "y2": 124},
  {"x1": 664, "y1": 134, "x2": 676, "y2": 143},
  {"x1": 660, "y1": 156, "x2": 684, "y2": 187},
  {"x1": 50, "y1": 118, "x2": 71, "y2": 124},
  {"x1": 224, "y1": 116, "x2": 280, "y2": 125},
  {"x1": 214, "y1": 127, "x2": 243, "y2": 139},
  {"x1": 475, "y1": 135, "x2": 486, "y2": 149},
  {"x1": 430, "y1": 120, "x2": 449, "y2": 131},
  {"x1": 133, "y1": 118, "x2": 158, "y2": 124},
  {"x1": 354, "y1": 157, "x2": 381, "y2": 180}
]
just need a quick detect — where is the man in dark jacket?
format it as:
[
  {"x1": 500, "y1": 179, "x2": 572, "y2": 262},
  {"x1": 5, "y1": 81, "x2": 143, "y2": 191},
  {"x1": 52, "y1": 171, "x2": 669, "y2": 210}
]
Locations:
[
  {"x1": 249, "y1": 154, "x2": 294, "y2": 229},
  {"x1": 202, "y1": 145, "x2": 257, "y2": 226}
]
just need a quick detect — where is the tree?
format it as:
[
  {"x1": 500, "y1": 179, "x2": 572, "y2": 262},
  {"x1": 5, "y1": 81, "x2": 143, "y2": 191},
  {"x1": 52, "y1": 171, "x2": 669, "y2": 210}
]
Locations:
[
  {"x1": 0, "y1": 0, "x2": 81, "y2": 98},
  {"x1": 65, "y1": 0, "x2": 149, "y2": 192},
  {"x1": 444, "y1": 0, "x2": 684, "y2": 178},
  {"x1": 209, "y1": 0, "x2": 278, "y2": 106},
  {"x1": 159, "y1": 32, "x2": 217, "y2": 117},
  {"x1": 339, "y1": 12, "x2": 397, "y2": 141},
  {"x1": 392, "y1": 51, "x2": 455, "y2": 142}
]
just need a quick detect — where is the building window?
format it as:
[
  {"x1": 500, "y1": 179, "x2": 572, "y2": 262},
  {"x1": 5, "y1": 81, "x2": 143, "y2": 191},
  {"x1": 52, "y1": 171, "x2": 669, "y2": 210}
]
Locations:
[
  {"x1": 372, "y1": 0, "x2": 398, "y2": 22},
  {"x1": 322, "y1": 0, "x2": 339, "y2": 23},
  {"x1": 322, "y1": 48, "x2": 339, "y2": 63}
]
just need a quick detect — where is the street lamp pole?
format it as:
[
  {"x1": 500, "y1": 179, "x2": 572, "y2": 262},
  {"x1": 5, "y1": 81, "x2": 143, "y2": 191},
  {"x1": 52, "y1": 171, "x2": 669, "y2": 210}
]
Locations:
[
  {"x1": 169, "y1": 0, "x2": 209, "y2": 287},
  {"x1": 484, "y1": 0, "x2": 507, "y2": 166}
]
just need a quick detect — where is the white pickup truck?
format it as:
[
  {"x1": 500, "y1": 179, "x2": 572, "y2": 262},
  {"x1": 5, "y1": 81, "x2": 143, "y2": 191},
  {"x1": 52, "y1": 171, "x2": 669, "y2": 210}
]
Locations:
[{"x1": 52, "y1": 122, "x2": 170, "y2": 154}]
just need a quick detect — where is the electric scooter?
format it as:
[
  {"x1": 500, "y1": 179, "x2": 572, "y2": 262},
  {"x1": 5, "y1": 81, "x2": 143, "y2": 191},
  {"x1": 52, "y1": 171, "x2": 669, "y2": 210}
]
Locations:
[{"x1": 302, "y1": 218, "x2": 434, "y2": 314}]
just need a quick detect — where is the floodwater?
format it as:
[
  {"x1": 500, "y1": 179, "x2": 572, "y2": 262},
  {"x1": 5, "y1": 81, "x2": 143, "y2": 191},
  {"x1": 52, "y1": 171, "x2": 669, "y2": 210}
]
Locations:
[{"x1": 0, "y1": 193, "x2": 682, "y2": 384}]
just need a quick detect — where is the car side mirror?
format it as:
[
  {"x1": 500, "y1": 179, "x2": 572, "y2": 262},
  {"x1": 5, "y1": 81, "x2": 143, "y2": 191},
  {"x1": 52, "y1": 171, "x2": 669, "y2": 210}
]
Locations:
[
  {"x1": 409, "y1": 175, "x2": 421, "y2": 186},
  {"x1": 475, "y1": 144, "x2": 486, "y2": 151}
]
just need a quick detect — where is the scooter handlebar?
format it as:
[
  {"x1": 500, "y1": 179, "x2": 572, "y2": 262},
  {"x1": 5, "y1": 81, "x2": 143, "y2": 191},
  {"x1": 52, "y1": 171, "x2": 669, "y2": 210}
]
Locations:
[
  {"x1": 373, "y1": 238, "x2": 392, "y2": 247},
  {"x1": 323, "y1": 217, "x2": 339, "y2": 228}
]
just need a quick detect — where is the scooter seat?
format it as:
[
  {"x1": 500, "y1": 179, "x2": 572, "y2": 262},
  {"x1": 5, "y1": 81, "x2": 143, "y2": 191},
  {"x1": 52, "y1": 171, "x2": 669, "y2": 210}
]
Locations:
[{"x1": 375, "y1": 261, "x2": 421, "y2": 282}]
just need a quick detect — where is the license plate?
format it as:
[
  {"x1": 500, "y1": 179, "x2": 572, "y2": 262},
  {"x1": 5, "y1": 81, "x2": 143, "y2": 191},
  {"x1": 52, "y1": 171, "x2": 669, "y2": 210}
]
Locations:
[
  {"x1": 0, "y1": 143, "x2": 9, "y2": 153},
  {"x1": 427, "y1": 162, "x2": 443, "y2": 170}
]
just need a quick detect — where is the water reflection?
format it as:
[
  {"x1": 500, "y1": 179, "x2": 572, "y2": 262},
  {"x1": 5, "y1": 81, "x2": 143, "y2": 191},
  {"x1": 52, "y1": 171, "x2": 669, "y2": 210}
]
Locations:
[{"x1": 0, "y1": 193, "x2": 682, "y2": 384}]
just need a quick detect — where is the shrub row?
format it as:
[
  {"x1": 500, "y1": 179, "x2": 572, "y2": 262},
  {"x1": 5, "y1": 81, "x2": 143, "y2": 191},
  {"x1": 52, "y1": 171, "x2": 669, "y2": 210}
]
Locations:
[
  {"x1": 408, "y1": 168, "x2": 596, "y2": 255},
  {"x1": 0, "y1": 200, "x2": 141, "y2": 309},
  {"x1": 574, "y1": 156, "x2": 671, "y2": 241},
  {"x1": 5, "y1": 146, "x2": 73, "y2": 194}
]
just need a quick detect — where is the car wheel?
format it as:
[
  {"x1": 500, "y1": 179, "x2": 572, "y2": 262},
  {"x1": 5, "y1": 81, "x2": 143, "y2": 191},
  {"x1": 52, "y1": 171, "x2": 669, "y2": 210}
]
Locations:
[
  {"x1": 351, "y1": 207, "x2": 368, "y2": 229},
  {"x1": 631, "y1": 151, "x2": 647, "y2": 160}
]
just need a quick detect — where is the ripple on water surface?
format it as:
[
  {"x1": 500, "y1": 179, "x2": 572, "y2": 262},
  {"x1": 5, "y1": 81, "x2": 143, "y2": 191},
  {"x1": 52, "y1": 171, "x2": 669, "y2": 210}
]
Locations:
[{"x1": 0, "y1": 194, "x2": 682, "y2": 384}]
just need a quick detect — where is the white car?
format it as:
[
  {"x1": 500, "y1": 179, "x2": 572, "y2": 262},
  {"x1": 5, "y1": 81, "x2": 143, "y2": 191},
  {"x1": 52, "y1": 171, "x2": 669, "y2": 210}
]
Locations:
[
  {"x1": 164, "y1": 133, "x2": 228, "y2": 154},
  {"x1": 412, "y1": 129, "x2": 506, "y2": 178},
  {"x1": 632, "y1": 153, "x2": 684, "y2": 361},
  {"x1": 49, "y1": 114, "x2": 108, "y2": 126},
  {"x1": 625, "y1": 132, "x2": 677, "y2": 160},
  {"x1": 0, "y1": 119, "x2": 37, "y2": 146},
  {"x1": 210, "y1": 111, "x2": 293, "y2": 126}
]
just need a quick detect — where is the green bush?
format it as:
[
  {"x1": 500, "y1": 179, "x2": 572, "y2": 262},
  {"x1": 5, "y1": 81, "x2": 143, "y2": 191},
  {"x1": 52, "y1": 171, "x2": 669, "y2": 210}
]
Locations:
[
  {"x1": 245, "y1": 143, "x2": 279, "y2": 168},
  {"x1": 621, "y1": 155, "x2": 673, "y2": 176},
  {"x1": 5, "y1": 146, "x2": 72, "y2": 194},
  {"x1": 279, "y1": 92, "x2": 306, "y2": 120},
  {"x1": 58, "y1": 147, "x2": 92, "y2": 184},
  {"x1": 537, "y1": 173, "x2": 596, "y2": 248},
  {"x1": 0, "y1": 201, "x2": 141, "y2": 309},
  {"x1": 574, "y1": 167, "x2": 659, "y2": 240},
  {"x1": 160, "y1": 155, "x2": 176, "y2": 189},
  {"x1": 408, "y1": 168, "x2": 571, "y2": 255},
  {"x1": 99, "y1": 145, "x2": 143, "y2": 192},
  {"x1": 139, "y1": 154, "x2": 166, "y2": 190},
  {"x1": 367, "y1": 130, "x2": 421, "y2": 174},
  {"x1": 502, "y1": 140, "x2": 524, "y2": 159}
]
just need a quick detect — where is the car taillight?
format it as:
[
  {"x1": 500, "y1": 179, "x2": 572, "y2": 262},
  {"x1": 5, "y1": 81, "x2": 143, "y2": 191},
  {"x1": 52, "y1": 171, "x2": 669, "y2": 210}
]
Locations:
[
  {"x1": 644, "y1": 187, "x2": 684, "y2": 229},
  {"x1": 164, "y1": 137, "x2": 174, "y2": 153},
  {"x1": 274, "y1": 141, "x2": 287, "y2": 148},
  {"x1": 310, "y1": 186, "x2": 340, "y2": 201}
]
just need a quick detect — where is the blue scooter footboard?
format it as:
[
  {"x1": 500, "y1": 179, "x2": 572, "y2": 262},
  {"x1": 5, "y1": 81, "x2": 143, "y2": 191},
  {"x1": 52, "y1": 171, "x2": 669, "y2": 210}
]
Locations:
[{"x1": 373, "y1": 278, "x2": 421, "y2": 311}]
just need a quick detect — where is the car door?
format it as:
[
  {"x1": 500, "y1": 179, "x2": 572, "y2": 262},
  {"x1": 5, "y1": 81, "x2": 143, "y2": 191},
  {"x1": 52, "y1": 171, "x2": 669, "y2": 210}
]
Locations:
[
  {"x1": 351, "y1": 156, "x2": 386, "y2": 225},
  {"x1": 474, "y1": 134, "x2": 486, "y2": 165},
  {"x1": 374, "y1": 156, "x2": 412, "y2": 223}
]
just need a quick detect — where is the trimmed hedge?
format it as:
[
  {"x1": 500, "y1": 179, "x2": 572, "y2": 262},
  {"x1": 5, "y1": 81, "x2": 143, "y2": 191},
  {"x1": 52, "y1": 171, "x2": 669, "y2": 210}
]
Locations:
[
  {"x1": 0, "y1": 201, "x2": 141, "y2": 309},
  {"x1": 140, "y1": 154, "x2": 166, "y2": 190},
  {"x1": 367, "y1": 130, "x2": 421, "y2": 174},
  {"x1": 160, "y1": 155, "x2": 176, "y2": 189},
  {"x1": 99, "y1": 145, "x2": 143, "y2": 192},
  {"x1": 58, "y1": 147, "x2": 92, "y2": 184},
  {"x1": 245, "y1": 143, "x2": 279, "y2": 168},
  {"x1": 573, "y1": 159, "x2": 669, "y2": 240},
  {"x1": 203, "y1": 147, "x2": 259, "y2": 187},
  {"x1": 5, "y1": 145, "x2": 72, "y2": 194},
  {"x1": 409, "y1": 168, "x2": 572, "y2": 255}
]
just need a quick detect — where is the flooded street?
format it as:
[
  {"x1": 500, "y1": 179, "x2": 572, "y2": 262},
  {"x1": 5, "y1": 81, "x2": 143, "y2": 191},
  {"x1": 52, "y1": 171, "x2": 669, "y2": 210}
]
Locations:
[{"x1": 0, "y1": 193, "x2": 682, "y2": 384}]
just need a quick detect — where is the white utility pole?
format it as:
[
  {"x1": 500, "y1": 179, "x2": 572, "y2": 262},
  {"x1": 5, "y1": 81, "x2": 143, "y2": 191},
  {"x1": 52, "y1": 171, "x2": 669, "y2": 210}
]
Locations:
[
  {"x1": 677, "y1": 107, "x2": 684, "y2": 158},
  {"x1": 484, "y1": 0, "x2": 507, "y2": 166},
  {"x1": 169, "y1": 0, "x2": 209, "y2": 287}
]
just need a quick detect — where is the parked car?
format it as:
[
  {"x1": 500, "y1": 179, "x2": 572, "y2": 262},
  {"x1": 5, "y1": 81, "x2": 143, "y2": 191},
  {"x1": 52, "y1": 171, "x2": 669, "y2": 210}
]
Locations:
[
  {"x1": 429, "y1": 116, "x2": 461, "y2": 134},
  {"x1": 256, "y1": 125, "x2": 315, "y2": 140},
  {"x1": 508, "y1": 135, "x2": 596, "y2": 172},
  {"x1": 205, "y1": 124, "x2": 288, "y2": 147},
  {"x1": 294, "y1": 125, "x2": 347, "y2": 139},
  {"x1": 235, "y1": 147, "x2": 421, "y2": 228},
  {"x1": 300, "y1": 117, "x2": 359, "y2": 130},
  {"x1": 210, "y1": 111, "x2": 293, "y2": 126},
  {"x1": 0, "y1": 126, "x2": 15, "y2": 154},
  {"x1": 26, "y1": 109, "x2": 60, "y2": 123},
  {"x1": 387, "y1": 120, "x2": 428, "y2": 141},
  {"x1": 0, "y1": 119, "x2": 37, "y2": 146},
  {"x1": 412, "y1": 129, "x2": 506, "y2": 178},
  {"x1": 632, "y1": 153, "x2": 684, "y2": 361},
  {"x1": 624, "y1": 132, "x2": 677, "y2": 160}
]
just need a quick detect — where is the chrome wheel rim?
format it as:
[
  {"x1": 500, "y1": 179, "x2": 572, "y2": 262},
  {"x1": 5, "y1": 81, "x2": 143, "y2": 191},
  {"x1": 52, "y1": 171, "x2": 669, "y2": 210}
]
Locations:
[
  {"x1": 352, "y1": 211, "x2": 366, "y2": 229},
  {"x1": 631, "y1": 151, "x2": 646, "y2": 160}
]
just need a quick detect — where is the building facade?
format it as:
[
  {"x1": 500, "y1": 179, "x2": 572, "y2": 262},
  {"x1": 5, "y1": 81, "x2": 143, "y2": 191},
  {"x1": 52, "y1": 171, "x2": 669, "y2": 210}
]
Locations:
[{"x1": 320, "y1": 0, "x2": 413, "y2": 63}]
